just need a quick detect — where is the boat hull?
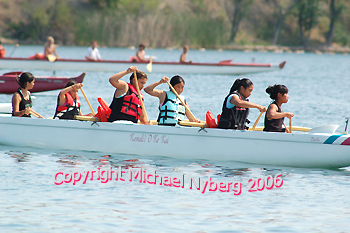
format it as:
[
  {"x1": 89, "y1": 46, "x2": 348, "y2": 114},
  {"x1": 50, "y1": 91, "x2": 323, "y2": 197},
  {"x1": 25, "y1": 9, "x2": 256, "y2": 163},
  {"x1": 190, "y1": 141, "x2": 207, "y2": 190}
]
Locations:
[
  {"x1": 0, "y1": 72, "x2": 85, "y2": 94},
  {"x1": 0, "y1": 117, "x2": 349, "y2": 168},
  {"x1": 0, "y1": 57, "x2": 285, "y2": 75}
]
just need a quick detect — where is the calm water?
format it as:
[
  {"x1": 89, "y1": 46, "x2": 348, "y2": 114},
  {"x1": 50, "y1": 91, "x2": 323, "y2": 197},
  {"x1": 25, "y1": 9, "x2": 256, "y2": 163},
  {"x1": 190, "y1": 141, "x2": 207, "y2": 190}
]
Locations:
[{"x1": 1, "y1": 45, "x2": 350, "y2": 232}]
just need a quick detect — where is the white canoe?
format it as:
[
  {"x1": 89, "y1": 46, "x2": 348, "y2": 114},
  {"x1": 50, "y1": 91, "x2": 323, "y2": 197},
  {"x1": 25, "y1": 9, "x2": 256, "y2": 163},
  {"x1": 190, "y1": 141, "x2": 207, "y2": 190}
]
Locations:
[
  {"x1": 0, "y1": 57, "x2": 286, "y2": 75},
  {"x1": 0, "y1": 116, "x2": 349, "y2": 168}
]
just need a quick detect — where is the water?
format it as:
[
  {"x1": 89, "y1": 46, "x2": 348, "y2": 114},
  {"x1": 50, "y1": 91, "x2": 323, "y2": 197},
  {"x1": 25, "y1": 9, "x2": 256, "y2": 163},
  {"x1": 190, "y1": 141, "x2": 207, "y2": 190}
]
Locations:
[{"x1": 1, "y1": 46, "x2": 350, "y2": 232}]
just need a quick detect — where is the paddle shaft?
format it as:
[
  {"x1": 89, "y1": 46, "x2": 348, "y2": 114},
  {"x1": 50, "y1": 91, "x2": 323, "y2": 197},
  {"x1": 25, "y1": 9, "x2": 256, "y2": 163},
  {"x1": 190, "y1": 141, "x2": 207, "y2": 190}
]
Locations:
[
  {"x1": 133, "y1": 71, "x2": 149, "y2": 122},
  {"x1": 166, "y1": 81, "x2": 196, "y2": 120},
  {"x1": 9, "y1": 44, "x2": 19, "y2": 57},
  {"x1": 289, "y1": 118, "x2": 292, "y2": 133},
  {"x1": 80, "y1": 88, "x2": 96, "y2": 115},
  {"x1": 252, "y1": 111, "x2": 263, "y2": 129}
]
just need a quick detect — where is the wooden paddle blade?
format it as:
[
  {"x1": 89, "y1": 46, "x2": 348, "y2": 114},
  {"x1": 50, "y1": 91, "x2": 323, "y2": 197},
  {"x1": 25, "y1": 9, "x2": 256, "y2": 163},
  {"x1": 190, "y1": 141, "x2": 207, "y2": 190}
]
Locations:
[
  {"x1": 47, "y1": 54, "x2": 57, "y2": 62},
  {"x1": 146, "y1": 57, "x2": 152, "y2": 72}
]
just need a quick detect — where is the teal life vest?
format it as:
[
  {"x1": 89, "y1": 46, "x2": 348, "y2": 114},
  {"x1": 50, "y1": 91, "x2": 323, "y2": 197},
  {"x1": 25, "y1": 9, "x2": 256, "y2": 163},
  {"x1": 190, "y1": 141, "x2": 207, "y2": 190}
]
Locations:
[{"x1": 157, "y1": 91, "x2": 186, "y2": 125}]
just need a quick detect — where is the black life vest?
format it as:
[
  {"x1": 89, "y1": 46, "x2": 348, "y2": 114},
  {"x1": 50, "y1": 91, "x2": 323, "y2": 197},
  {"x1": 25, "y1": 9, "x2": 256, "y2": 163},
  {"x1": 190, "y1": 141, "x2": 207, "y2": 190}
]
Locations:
[
  {"x1": 108, "y1": 83, "x2": 143, "y2": 123},
  {"x1": 53, "y1": 92, "x2": 81, "y2": 120},
  {"x1": 217, "y1": 91, "x2": 250, "y2": 130},
  {"x1": 12, "y1": 88, "x2": 32, "y2": 117},
  {"x1": 263, "y1": 102, "x2": 285, "y2": 132}
]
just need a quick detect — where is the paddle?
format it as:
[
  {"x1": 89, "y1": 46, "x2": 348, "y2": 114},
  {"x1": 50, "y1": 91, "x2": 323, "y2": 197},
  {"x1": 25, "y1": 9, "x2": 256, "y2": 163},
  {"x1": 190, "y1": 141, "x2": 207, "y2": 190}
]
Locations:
[
  {"x1": 30, "y1": 109, "x2": 44, "y2": 118},
  {"x1": 47, "y1": 54, "x2": 56, "y2": 62},
  {"x1": 146, "y1": 57, "x2": 152, "y2": 72},
  {"x1": 289, "y1": 118, "x2": 292, "y2": 133},
  {"x1": 133, "y1": 70, "x2": 149, "y2": 122},
  {"x1": 166, "y1": 81, "x2": 196, "y2": 121},
  {"x1": 80, "y1": 87, "x2": 96, "y2": 115},
  {"x1": 252, "y1": 111, "x2": 263, "y2": 130},
  {"x1": 9, "y1": 44, "x2": 19, "y2": 57}
]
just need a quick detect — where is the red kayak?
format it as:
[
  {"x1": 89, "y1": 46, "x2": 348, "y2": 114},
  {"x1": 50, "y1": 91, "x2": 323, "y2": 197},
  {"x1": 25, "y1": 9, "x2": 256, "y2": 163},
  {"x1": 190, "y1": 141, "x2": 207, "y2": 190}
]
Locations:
[{"x1": 0, "y1": 71, "x2": 85, "y2": 94}]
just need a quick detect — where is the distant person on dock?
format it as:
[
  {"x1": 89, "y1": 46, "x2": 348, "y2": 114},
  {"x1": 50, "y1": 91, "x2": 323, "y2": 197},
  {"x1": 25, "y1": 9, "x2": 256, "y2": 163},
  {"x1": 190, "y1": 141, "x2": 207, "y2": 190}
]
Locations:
[
  {"x1": 217, "y1": 78, "x2": 266, "y2": 130},
  {"x1": 85, "y1": 40, "x2": 101, "y2": 61},
  {"x1": 263, "y1": 84, "x2": 294, "y2": 133},
  {"x1": 53, "y1": 81, "x2": 92, "y2": 120},
  {"x1": 108, "y1": 66, "x2": 151, "y2": 124},
  {"x1": 132, "y1": 44, "x2": 149, "y2": 62},
  {"x1": 0, "y1": 40, "x2": 6, "y2": 58},
  {"x1": 144, "y1": 75, "x2": 200, "y2": 126},
  {"x1": 12, "y1": 72, "x2": 44, "y2": 118},
  {"x1": 44, "y1": 36, "x2": 59, "y2": 60},
  {"x1": 180, "y1": 45, "x2": 192, "y2": 63}
]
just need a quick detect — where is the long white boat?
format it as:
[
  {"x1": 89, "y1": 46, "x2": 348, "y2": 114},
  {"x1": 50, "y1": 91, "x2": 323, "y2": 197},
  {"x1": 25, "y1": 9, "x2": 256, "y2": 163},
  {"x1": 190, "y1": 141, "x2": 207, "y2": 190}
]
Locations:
[
  {"x1": 0, "y1": 57, "x2": 286, "y2": 75},
  {"x1": 0, "y1": 116, "x2": 349, "y2": 168}
]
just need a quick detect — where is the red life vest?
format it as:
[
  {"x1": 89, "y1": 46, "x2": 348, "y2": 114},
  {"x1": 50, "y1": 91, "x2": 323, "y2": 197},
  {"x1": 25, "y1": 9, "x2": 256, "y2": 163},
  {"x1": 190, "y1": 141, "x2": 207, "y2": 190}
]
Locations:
[
  {"x1": 108, "y1": 83, "x2": 143, "y2": 123},
  {"x1": 0, "y1": 45, "x2": 6, "y2": 58},
  {"x1": 54, "y1": 92, "x2": 81, "y2": 119}
]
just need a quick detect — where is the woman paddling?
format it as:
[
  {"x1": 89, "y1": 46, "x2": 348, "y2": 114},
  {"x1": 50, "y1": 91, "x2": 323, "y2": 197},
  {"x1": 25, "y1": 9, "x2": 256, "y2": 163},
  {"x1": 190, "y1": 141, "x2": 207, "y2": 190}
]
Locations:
[
  {"x1": 108, "y1": 66, "x2": 151, "y2": 124},
  {"x1": 263, "y1": 84, "x2": 294, "y2": 132},
  {"x1": 53, "y1": 81, "x2": 91, "y2": 120},
  {"x1": 12, "y1": 72, "x2": 44, "y2": 118},
  {"x1": 217, "y1": 78, "x2": 266, "y2": 130},
  {"x1": 144, "y1": 75, "x2": 200, "y2": 126}
]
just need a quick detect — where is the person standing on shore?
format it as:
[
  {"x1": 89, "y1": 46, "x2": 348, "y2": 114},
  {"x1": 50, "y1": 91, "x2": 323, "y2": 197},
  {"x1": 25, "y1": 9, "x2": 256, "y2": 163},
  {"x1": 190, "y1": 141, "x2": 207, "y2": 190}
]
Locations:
[
  {"x1": 85, "y1": 40, "x2": 101, "y2": 61},
  {"x1": 180, "y1": 45, "x2": 192, "y2": 63}
]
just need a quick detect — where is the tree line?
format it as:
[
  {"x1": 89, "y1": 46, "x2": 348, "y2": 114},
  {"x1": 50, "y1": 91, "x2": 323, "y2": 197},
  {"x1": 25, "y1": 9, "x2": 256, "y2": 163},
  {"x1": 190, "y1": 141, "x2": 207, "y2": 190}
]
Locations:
[{"x1": 2, "y1": 0, "x2": 349, "y2": 49}]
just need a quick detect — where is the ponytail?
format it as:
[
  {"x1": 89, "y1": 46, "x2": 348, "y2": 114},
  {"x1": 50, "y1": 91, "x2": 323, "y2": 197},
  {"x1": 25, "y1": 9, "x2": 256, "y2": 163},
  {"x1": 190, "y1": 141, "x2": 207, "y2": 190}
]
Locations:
[
  {"x1": 229, "y1": 78, "x2": 253, "y2": 94},
  {"x1": 17, "y1": 72, "x2": 35, "y2": 89}
]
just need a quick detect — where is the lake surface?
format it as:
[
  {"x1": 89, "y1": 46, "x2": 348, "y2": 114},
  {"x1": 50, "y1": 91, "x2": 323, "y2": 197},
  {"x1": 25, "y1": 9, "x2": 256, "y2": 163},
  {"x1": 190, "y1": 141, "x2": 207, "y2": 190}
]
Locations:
[{"x1": 1, "y1": 45, "x2": 350, "y2": 232}]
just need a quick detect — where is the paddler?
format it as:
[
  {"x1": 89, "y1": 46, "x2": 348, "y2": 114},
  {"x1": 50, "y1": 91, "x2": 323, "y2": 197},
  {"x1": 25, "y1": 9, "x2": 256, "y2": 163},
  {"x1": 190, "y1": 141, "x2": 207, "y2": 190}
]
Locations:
[
  {"x1": 134, "y1": 44, "x2": 149, "y2": 62},
  {"x1": 12, "y1": 72, "x2": 44, "y2": 118},
  {"x1": 144, "y1": 75, "x2": 200, "y2": 126},
  {"x1": 0, "y1": 40, "x2": 6, "y2": 58},
  {"x1": 44, "y1": 36, "x2": 59, "y2": 60},
  {"x1": 217, "y1": 78, "x2": 266, "y2": 130},
  {"x1": 85, "y1": 40, "x2": 101, "y2": 61},
  {"x1": 263, "y1": 84, "x2": 294, "y2": 132},
  {"x1": 180, "y1": 45, "x2": 192, "y2": 63},
  {"x1": 53, "y1": 81, "x2": 92, "y2": 120},
  {"x1": 108, "y1": 66, "x2": 151, "y2": 124}
]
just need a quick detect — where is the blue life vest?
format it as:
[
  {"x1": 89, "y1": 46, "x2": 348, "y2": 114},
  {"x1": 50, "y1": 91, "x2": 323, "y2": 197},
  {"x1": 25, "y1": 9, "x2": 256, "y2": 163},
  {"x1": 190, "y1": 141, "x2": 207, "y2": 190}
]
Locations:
[{"x1": 157, "y1": 91, "x2": 186, "y2": 125}]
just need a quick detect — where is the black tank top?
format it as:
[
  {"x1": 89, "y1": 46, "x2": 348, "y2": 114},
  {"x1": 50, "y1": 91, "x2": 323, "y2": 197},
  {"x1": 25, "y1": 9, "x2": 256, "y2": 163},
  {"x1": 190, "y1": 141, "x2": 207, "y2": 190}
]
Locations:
[
  {"x1": 12, "y1": 88, "x2": 32, "y2": 117},
  {"x1": 263, "y1": 102, "x2": 285, "y2": 132}
]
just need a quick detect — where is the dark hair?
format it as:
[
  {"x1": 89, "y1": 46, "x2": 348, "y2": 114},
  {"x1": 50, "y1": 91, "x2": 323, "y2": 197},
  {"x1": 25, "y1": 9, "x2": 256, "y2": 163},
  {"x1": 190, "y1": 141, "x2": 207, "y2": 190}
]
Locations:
[
  {"x1": 130, "y1": 70, "x2": 148, "y2": 84},
  {"x1": 169, "y1": 75, "x2": 185, "y2": 89},
  {"x1": 229, "y1": 78, "x2": 253, "y2": 94},
  {"x1": 17, "y1": 72, "x2": 35, "y2": 89},
  {"x1": 266, "y1": 84, "x2": 288, "y2": 100},
  {"x1": 139, "y1": 44, "x2": 145, "y2": 48},
  {"x1": 65, "y1": 80, "x2": 77, "y2": 88}
]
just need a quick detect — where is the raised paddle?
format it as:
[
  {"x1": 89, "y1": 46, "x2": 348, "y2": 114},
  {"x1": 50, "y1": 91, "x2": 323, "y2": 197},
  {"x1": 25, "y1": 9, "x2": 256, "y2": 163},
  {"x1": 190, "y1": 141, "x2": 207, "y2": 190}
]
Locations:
[
  {"x1": 252, "y1": 111, "x2": 263, "y2": 130},
  {"x1": 166, "y1": 81, "x2": 196, "y2": 121},
  {"x1": 80, "y1": 87, "x2": 96, "y2": 115},
  {"x1": 146, "y1": 56, "x2": 152, "y2": 72},
  {"x1": 9, "y1": 44, "x2": 19, "y2": 57},
  {"x1": 133, "y1": 70, "x2": 149, "y2": 122}
]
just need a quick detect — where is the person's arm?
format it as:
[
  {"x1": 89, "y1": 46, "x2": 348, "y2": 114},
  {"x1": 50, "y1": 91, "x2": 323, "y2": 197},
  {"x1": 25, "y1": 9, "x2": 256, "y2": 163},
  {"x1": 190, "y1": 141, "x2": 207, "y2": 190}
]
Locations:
[
  {"x1": 180, "y1": 53, "x2": 192, "y2": 63},
  {"x1": 144, "y1": 77, "x2": 168, "y2": 103},
  {"x1": 12, "y1": 93, "x2": 31, "y2": 117},
  {"x1": 184, "y1": 102, "x2": 201, "y2": 122},
  {"x1": 58, "y1": 83, "x2": 83, "y2": 106},
  {"x1": 266, "y1": 104, "x2": 294, "y2": 120},
  {"x1": 109, "y1": 66, "x2": 136, "y2": 97},
  {"x1": 230, "y1": 94, "x2": 266, "y2": 112}
]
